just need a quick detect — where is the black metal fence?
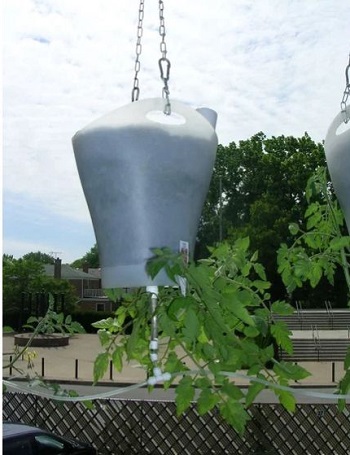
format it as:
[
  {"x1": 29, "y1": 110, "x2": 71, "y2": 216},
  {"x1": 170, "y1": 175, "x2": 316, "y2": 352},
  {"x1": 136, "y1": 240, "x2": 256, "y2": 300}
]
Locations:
[{"x1": 3, "y1": 392, "x2": 350, "y2": 454}]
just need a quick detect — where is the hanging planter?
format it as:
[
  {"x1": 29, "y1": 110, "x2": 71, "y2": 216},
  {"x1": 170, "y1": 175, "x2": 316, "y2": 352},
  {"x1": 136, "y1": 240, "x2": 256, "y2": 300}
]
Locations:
[
  {"x1": 325, "y1": 56, "x2": 350, "y2": 233},
  {"x1": 72, "y1": 0, "x2": 218, "y2": 289},
  {"x1": 72, "y1": 97, "x2": 217, "y2": 288}
]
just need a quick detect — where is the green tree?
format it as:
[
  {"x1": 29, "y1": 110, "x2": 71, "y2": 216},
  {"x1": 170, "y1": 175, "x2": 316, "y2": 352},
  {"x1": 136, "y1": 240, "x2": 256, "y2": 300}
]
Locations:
[
  {"x1": 22, "y1": 251, "x2": 55, "y2": 264},
  {"x1": 71, "y1": 244, "x2": 99, "y2": 269},
  {"x1": 197, "y1": 132, "x2": 327, "y2": 302},
  {"x1": 3, "y1": 256, "x2": 44, "y2": 311},
  {"x1": 2, "y1": 256, "x2": 78, "y2": 320}
]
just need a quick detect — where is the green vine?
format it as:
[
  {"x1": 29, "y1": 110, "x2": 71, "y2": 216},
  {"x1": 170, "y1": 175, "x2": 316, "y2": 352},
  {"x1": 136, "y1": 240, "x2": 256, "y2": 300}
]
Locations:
[
  {"x1": 93, "y1": 241, "x2": 310, "y2": 435},
  {"x1": 92, "y1": 166, "x2": 350, "y2": 433}
]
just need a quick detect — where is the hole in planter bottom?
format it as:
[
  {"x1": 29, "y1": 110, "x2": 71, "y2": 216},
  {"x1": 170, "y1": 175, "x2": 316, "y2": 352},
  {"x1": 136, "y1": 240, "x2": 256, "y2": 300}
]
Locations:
[{"x1": 14, "y1": 333, "x2": 69, "y2": 347}]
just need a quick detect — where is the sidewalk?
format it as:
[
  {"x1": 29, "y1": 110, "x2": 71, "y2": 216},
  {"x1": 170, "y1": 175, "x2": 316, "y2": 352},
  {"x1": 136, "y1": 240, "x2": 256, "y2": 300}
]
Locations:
[{"x1": 2, "y1": 332, "x2": 347, "y2": 386}]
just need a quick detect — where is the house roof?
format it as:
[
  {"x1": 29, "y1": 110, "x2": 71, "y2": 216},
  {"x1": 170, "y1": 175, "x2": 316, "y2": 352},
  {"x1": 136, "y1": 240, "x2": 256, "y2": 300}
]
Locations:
[{"x1": 43, "y1": 264, "x2": 100, "y2": 280}]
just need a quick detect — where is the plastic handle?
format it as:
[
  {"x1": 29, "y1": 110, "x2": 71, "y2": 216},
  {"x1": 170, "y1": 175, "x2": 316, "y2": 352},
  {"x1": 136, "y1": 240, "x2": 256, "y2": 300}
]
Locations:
[{"x1": 326, "y1": 105, "x2": 350, "y2": 139}]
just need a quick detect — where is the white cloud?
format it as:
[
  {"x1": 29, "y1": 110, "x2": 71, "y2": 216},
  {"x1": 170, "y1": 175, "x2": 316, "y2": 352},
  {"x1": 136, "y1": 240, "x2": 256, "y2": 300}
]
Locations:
[{"x1": 3, "y1": 0, "x2": 350, "y2": 261}]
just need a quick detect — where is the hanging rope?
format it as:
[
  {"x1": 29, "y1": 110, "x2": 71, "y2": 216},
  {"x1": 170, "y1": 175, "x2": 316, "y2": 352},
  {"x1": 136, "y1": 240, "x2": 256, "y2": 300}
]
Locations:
[{"x1": 340, "y1": 54, "x2": 350, "y2": 124}]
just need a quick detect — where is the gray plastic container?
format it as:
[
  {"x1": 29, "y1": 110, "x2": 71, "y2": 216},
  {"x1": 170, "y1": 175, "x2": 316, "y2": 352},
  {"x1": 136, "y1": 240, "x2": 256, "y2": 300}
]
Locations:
[
  {"x1": 72, "y1": 97, "x2": 218, "y2": 288},
  {"x1": 325, "y1": 105, "x2": 350, "y2": 233}
]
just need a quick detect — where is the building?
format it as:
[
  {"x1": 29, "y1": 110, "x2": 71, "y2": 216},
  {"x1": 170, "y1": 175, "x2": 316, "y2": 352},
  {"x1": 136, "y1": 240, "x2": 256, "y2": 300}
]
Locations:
[{"x1": 43, "y1": 260, "x2": 115, "y2": 312}]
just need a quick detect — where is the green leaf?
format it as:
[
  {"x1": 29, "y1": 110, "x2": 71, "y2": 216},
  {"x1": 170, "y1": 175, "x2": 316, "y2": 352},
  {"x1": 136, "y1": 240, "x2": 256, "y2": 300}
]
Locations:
[
  {"x1": 165, "y1": 351, "x2": 186, "y2": 375},
  {"x1": 70, "y1": 321, "x2": 86, "y2": 334},
  {"x1": 91, "y1": 317, "x2": 114, "y2": 329},
  {"x1": 104, "y1": 288, "x2": 124, "y2": 303},
  {"x1": 82, "y1": 400, "x2": 94, "y2": 410},
  {"x1": 112, "y1": 347, "x2": 123, "y2": 372},
  {"x1": 288, "y1": 223, "x2": 299, "y2": 235},
  {"x1": 197, "y1": 388, "x2": 220, "y2": 415},
  {"x1": 175, "y1": 376, "x2": 195, "y2": 415},
  {"x1": 245, "y1": 379, "x2": 266, "y2": 406},
  {"x1": 329, "y1": 237, "x2": 350, "y2": 251},
  {"x1": 65, "y1": 314, "x2": 72, "y2": 325},
  {"x1": 182, "y1": 309, "x2": 200, "y2": 342},
  {"x1": 253, "y1": 263, "x2": 267, "y2": 280},
  {"x1": 221, "y1": 382, "x2": 244, "y2": 401},
  {"x1": 274, "y1": 361, "x2": 311, "y2": 381},
  {"x1": 271, "y1": 301, "x2": 294, "y2": 316},
  {"x1": 219, "y1": 400, "x2": 250, "y2": 436},
  {"x1": 309, "y1": 262, "x2": 323, "y2": 288},
  {"x1": 56, "y1": 312, "x2": 64, "y2": 324},
  {"x1": 93, "y1": 352, "x2": 109, "y2": 383},
  {"x1": 277, "y1": 389, "x2": 296, "y2": 412},
  {"x1": 271, "y1": 322, "x2": 293, "y2": 355},
  {"x1": 98, "y1": 329, "x2": 111, "y2": 347},
  {"x1": 243, "y1": 326, "x2": 260, "y2": 338}
]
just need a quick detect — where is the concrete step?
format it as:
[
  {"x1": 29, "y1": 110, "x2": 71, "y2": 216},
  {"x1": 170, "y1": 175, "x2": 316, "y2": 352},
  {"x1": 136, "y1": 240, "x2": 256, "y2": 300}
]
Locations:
[
  {"x1": 280, "y1": 338, "x2": 350, "y2": 362},
  {"x1": 274, "y1": 310, "x2": 350, "y2": 331}
]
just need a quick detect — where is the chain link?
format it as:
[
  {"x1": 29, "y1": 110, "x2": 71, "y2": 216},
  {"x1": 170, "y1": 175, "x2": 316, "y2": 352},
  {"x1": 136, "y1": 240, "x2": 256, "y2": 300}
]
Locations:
[
  {"x1": 341, "y1": 54, "x2": 350, "y2": 124},
  {"x1": 158, "y1": 0, "x2": 171, "y2": 114},
  {"x1": 131, "y1": 0, "x2": 172, "y2": 115},
  {"x1": 131, "y1": 0, "x2": 145, "y2": 102}
]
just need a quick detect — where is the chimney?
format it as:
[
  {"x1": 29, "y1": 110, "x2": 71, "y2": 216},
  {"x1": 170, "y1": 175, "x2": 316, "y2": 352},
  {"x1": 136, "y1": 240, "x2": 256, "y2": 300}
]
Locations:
[
  {"x1": 54, "y1": 258, "x2": 62, "y2": 279},
  {"x1": 82, "y1": 262, "x2": 89, "y2": 273}
]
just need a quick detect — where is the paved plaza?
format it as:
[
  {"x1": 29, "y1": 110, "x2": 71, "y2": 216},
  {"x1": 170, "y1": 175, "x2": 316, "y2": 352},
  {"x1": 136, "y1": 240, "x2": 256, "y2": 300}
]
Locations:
[{"x1": 2, "y1": 332, "x2": 348, "y2": 388}]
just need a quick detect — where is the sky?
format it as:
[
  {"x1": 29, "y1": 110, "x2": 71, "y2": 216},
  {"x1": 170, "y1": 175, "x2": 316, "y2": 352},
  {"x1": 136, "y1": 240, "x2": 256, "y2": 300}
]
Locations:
[{"x1": 3, "y1": 0, "x2": 350, "y2": 264}]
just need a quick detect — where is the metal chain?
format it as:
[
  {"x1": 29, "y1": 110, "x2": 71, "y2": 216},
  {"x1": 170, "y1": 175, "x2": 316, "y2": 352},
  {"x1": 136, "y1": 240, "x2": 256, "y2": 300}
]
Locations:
[
  {"x1": 158, "y1": 0, "x2": 171, "y2": 115},
  {"x1": 340, "y1": 54, "x2": 350, "y2": 124},
  {"x1": 131, "y1": 0, "x2": 145, "y2": 102},
  {"x1": 131, "y1": 0, "x2": 172, "y2": 114}
]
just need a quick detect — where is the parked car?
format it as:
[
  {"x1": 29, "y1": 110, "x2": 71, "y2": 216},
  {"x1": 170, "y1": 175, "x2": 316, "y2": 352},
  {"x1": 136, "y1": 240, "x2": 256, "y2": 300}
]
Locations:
[{"x1": 3, "y1": 422, "x2": 97, "y2": 454}]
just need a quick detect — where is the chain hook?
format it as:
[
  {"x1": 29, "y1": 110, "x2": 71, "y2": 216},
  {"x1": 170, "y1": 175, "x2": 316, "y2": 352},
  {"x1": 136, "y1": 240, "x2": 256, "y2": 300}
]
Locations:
[{"x1": 158, "y1": 57, "x2": 171, "y2": 81}]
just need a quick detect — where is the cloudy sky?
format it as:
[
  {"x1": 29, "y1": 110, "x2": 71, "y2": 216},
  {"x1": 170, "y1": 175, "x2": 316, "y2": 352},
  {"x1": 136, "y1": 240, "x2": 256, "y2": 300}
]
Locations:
[{"x1": 3, "y1": 0, "x2": 350, "y2": 264}]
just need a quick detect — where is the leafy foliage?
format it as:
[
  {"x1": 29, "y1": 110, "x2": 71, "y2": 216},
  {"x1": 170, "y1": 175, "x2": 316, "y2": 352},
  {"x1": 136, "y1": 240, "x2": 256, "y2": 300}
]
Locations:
[
  {"x1": 70, "y1": 244, "x2": 100, "y2": 269},
  {"x1": 92, "y1": 241, "x2": 310, "y2": 434},
  {"x1": 277, "y1": 167, "x2": 350, "y2": 300},
  {"x1": 276, "y1": 166, "x2": 350, "y2": 406},
  {"x1": 2, "y1": 255, "x2": 78, "y2": 314},
  {"x1": 23, "y1": 295, "x2": 85, "y2": 335},
  {"x1": 22, "y1": 251, "x2": 56, "y2": 264},
  {"x1": 197, "y1": 133, "x2": 328, "y2": 302}
]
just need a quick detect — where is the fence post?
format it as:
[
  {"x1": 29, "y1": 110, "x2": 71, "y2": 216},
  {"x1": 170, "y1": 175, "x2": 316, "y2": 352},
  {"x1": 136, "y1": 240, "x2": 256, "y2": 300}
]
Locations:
[
  {"x1": 332, "y1": 362, "x2": 335, "y2": 383},
  {"x1": 41, "y1": 357, "x2": 45, "y2": 377},
  {"x1": 110, "y1": 360, "x2": 113, "y2": 380},
  {"x1": 75, "y1": 359, "x2": 79, "y2": 379}
]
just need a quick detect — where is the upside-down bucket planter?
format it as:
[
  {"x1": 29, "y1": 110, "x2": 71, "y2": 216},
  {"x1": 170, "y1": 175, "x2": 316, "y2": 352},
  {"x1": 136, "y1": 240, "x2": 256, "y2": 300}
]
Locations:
[
  {"x1": 72, "y1": 97, "x2": 218, "y2": 288},
  {"x1": 324, "y1": 105, "x2": 350, "y2": 233}
]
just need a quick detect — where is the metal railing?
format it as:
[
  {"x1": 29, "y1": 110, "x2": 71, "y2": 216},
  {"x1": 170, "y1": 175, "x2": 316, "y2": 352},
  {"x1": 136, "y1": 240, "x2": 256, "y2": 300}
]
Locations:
[
  {"x1": 295, "y1": 300, "x2": 303, "y2": 329},
  {"x1": 83, "y1": 289, "x2": 107, "y2": 298},
  {"x1": 312, "y1": 324, "x2": 321, "y2": 360},
  {"x1": 325, "y1": 300, "x2": 334, "y2": 329}
]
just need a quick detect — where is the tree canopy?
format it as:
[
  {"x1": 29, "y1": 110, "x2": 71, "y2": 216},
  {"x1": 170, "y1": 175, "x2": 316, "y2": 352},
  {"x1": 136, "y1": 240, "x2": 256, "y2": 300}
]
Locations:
[
  {"x1": 22, "y1": 251, "x2": 56, "y2": 264},
  {"x1": 71, "y1": 244, "x2": 99, "y2": 269},
  {"x1": 2, "y1": 255, "x2": 78, "y2": 322},
  {"x1": 196, "y1": 132, "x2": 328, "y2": 303}
]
